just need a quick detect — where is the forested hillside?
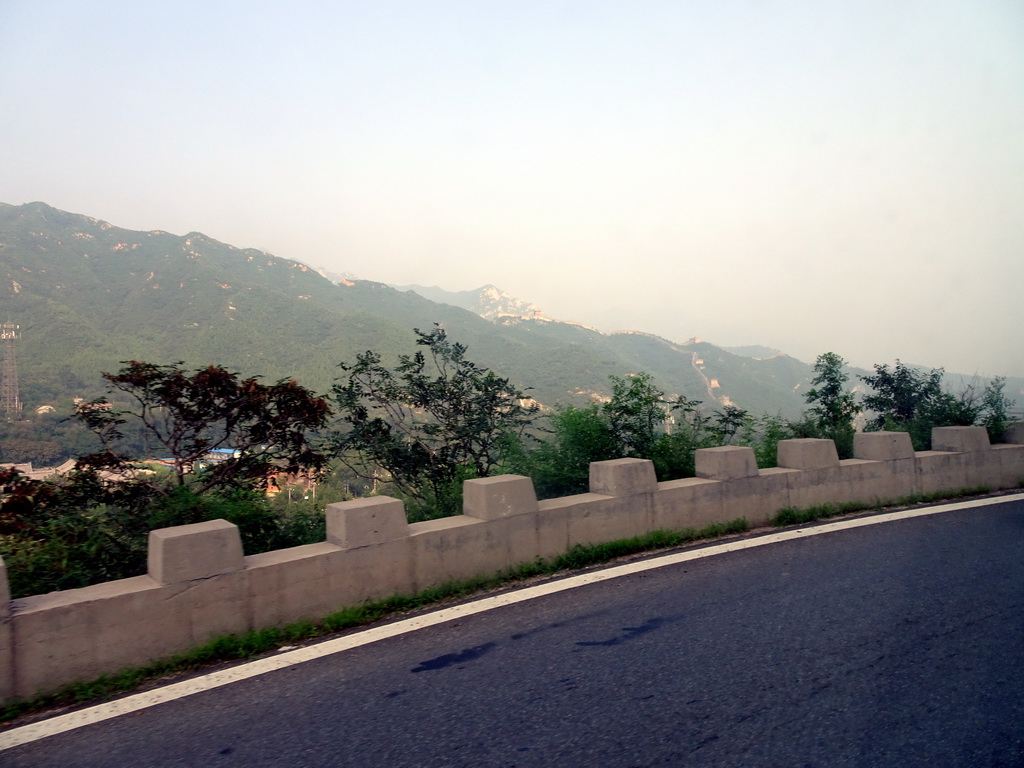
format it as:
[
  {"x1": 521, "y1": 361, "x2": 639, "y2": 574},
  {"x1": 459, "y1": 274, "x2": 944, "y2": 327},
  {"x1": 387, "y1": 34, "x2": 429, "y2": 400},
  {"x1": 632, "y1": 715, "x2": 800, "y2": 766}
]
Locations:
[{"x1": 0, "y1": 202, "x2": 814, "y2": 418}]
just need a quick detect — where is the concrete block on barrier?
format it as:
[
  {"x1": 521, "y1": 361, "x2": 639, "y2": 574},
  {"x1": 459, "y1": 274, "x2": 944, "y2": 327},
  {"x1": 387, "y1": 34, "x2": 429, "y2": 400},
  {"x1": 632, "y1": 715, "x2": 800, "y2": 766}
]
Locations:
[
  {"x1": 722, "y1": 469, "x2": 792, "y2": 527},
  {"x1": 0, "y1": 557, "x2": 10, "y2": 702},
  {"x1": 915, "y1": 451, "x2": 968, "y2": 495},
  {"x1": 410, "y1": 510, "x2": 540, "y2": 587},
  {"x1": 653, "y1": 477, "x2": 725, "y2": 532},
  {"x1": 1005, "y1": 421, "x2": 1024, "y2": 445},
  {"x1": 786, "y1": 465, "x2": 846, "y2": 509},
  {"x1": 12, "y1": 568, "x2": 252, "y2": 700},
  {"x1": 932, "y1": 426, "x2": 990, "y2": 453},
  {"x1": 536, "y1": 497, "x2": 574, "y2": 560},
  {"x1": 148, "y1": 519, "x2": 244, "y2": 586},
  {"x1": 160, "y1": 570, "x2": 249, "y2": 648},
  {"x1": 589, "y1": 458, "x2": 658, "y2": 496},
  {"x1": 245, "y1": 542, "x2": 343, "y2": 627},
  {"x1": 411, "y1": 516, "x2": 505, "y2": 587},
  {"x1": 561, "y1": 492, "x2": 654, "y2": 548},
  {"x1": 13, "y1": 576, "x2": 163, "y2": 698},
  {"x1": 326, "y1": 538, "x2": 415, "y2": 605},
  {"x1": 994, "y1": 444, "x2": 1024, "y2": 488},
  {"x1": 464, "y1": 475, "x2": 539, "y2": 520},
  {"x1": 327, "y1": 496, "x2": 409, "y2": 549},
  {"x1": 965, "y1": 443, "x2": 1010, "y2": 490},
  {"x1": 777, "y1": 439, "x2": 840, "y2": 470},
  {"x1": 0, "y1": 556, "x2": 9, "y2": 621},
  {"x1": 839, "y1": 458, "x2": 915, "y2": 503},
  {"x1": 854, "y1": 431, "x2": 915, "y2": 461},
  {"x1": 696, "y1": 446, "x2": 758, "y2": 480}
]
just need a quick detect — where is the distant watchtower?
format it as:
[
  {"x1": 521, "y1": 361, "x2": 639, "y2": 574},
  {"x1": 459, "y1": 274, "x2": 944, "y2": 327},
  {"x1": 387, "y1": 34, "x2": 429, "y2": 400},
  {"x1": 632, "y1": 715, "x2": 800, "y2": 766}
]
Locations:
[{"x1": 1, "y1": 322, "x2": 21, "y2": 414}]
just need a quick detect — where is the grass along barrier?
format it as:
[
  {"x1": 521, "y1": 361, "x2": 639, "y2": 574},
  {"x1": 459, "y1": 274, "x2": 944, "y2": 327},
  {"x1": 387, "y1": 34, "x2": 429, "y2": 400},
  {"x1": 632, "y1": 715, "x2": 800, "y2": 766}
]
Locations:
[{"x1": 769, "y1": 485, "x2": 992, "y2": 527}]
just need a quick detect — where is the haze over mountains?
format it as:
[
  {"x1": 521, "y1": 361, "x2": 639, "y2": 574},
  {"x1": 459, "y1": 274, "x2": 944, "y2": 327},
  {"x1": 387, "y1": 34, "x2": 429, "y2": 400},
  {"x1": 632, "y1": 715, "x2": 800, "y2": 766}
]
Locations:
[
  {"x1": 391, "y1": 284, "x2": 544, "y2": 323},
  {"x1": 393, "y1": 286, "x2": 788, "y2": 366},
  {"x1": 1, "y1": 202, "x2": 1019, "y2": 417}
]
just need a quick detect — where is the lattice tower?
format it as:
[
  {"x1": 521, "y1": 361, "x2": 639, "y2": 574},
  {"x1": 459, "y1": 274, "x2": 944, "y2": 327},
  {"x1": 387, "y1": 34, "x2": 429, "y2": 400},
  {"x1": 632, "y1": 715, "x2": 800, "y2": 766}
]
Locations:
[{"x1": 1, "y1": 322, "x2": 21, "y2": 414}]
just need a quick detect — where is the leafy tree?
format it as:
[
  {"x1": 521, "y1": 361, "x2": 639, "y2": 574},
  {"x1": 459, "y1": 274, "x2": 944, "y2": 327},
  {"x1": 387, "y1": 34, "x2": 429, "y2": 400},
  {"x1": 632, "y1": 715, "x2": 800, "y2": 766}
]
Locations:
[
  {"x1": 0, "y1": 463, "x2": 157, "y2": 595},
  {"x1": 521, "y1": 404, "x2": 617, "y2": 499},
  {"x1": 0, "y1": 463, "x2": 328, "y2": 597},
  {"x1": 980, "y1": 376, "x2": 1015, "y2": 442},
  {"x1": 861, "y1": 363, "x2": 1015, "y2": 448},
  {"x1": 860, "y1": 360, "x2": 943, "y2": 431},
  {"x1": 860, "y1": 360, "x2": 941, "y2": 449},
  {"x1": 0, "y1": 438, "x2": 63, "y2": 466},
  {"x1": 331, "y1": 326, "x2": 537, "y2": 519},
  {"x1": 0, "y1": 411, "x2": 90, "y2": 465},
  {"x1": 522, "y1": 376, "x2": 713, "y2": 495},
  {"x1": 804, "y1": 352, "x2": 860, "y2": 458},
  {"x1": 518, "y1": 375, "x2": 674, "y2": 498},
  {"x1": 1, "y1": 362, "x2": 333, "y2": 598},
  {"x1": 918, "y1": 385, "x2": 983, "y2": 430},
  {"x1": 858, "y1": 361, "x2": 1003, "y2": 450},
  {"x1": 649, "y1": 396, "x2": 718, "y2": 478},
  {"x1": 76, "y1": 361, "x2": 332, "y2": 494},
  {"x1": 711, "y1": 405, "x2": 750, "y2": 444},
  {"x1": 524, "y1": 377, "x2": 764, "y2": 488},
  {"x1": 604, "y1": 373, "x2": 666, "y2": 458},
  {"x1": 737, "y1": 413, "x2": 793, "y2": 468},
  {"x1": 666, "y1": 396, "x2": 714, "y2": 444}
]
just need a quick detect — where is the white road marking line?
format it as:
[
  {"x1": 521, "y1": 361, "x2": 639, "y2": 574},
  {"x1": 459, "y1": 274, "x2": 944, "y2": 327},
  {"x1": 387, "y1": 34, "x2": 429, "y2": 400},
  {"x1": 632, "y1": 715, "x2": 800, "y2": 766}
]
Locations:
[{"x1": 2, "y1": 493, "x2": 1021, "y2": 751}]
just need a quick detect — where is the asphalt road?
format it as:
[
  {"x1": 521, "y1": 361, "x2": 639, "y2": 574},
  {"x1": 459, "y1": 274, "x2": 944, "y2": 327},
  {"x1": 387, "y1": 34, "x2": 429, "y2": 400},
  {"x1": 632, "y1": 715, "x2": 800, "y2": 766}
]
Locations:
[{"x1": 6, "y1": 499, "x2": 1024, "y2": 767}]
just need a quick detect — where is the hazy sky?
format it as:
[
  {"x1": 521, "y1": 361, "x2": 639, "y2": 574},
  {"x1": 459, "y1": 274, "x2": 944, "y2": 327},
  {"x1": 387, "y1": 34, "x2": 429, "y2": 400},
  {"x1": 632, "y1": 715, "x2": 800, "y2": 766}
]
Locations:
[{"x1": 2, "y1": 1, "x2": 1022, "y2": 376}]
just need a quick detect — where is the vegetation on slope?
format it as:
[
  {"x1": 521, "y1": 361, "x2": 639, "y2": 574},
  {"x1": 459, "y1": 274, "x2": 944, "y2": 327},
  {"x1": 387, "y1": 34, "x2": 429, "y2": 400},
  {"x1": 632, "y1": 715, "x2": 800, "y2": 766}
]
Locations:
[{"x1": 0, "y1": 201, "x2": 814, "y2": 420}]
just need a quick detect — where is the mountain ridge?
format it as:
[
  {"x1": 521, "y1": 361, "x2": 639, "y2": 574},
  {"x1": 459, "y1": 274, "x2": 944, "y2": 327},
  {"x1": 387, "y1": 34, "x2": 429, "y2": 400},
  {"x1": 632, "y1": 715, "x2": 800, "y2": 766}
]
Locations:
[{"x1": 5, "y1": 201, "x2": 1015, "y2": 422}]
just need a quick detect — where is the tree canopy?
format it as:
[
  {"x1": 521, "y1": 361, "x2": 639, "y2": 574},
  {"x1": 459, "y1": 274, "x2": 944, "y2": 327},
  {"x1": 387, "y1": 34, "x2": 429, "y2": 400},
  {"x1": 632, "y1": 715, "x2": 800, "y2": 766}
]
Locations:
[
  {"x1": 76, "y1": 361, "x2": 332, "y2": 494},
  {"x1": 860, "y1": 360, "x2": 943, "y2": 430},
  {"x1": 331, "y1": 326, "x2": 537, "y2": 518},
  {"x1": 804, "y1": 352, "x2": 860, "y2": 457}
]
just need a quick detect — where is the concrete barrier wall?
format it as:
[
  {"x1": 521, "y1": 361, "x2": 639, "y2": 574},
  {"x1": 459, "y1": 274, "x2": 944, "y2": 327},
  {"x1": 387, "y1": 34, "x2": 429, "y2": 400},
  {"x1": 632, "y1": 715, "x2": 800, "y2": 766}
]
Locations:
[{"x1": 2, "y1": 426, "x2": 1022, "y2": 702}]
